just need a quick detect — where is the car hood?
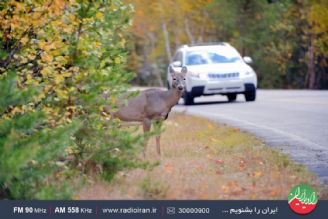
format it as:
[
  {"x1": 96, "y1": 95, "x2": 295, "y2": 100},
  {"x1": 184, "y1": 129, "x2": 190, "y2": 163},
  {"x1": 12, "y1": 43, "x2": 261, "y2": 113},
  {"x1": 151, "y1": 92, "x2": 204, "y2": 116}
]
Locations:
[{"x1": 186, "y1": 63, "x2": 250, "y2": 74}]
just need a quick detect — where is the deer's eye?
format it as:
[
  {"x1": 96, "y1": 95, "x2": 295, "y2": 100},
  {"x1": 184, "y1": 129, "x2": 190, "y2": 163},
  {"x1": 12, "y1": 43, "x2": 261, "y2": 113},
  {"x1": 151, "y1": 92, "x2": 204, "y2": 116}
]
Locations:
[{"x1": 183, "y1": 78, "x2": 186, "y2": 80}]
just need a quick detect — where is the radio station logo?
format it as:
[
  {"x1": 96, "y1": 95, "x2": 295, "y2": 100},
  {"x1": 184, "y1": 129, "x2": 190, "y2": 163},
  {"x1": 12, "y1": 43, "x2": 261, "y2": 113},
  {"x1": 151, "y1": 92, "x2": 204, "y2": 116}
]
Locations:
[{"x1": 288, "y1": 183, "x2": 318, "y2": 214}]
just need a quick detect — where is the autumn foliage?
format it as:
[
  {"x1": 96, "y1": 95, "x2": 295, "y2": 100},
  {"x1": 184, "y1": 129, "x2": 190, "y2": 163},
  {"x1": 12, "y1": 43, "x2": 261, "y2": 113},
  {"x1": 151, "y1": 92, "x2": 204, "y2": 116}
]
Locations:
[
  {"x1": 1, "y1": 0, "x2": 327, "y2": 200},
  {"x1": 0, "y1": 0, "x2": 142, "y2": 199},
  {"x1": 127, "y1": 0, "x2": 328, "y2": 89}
]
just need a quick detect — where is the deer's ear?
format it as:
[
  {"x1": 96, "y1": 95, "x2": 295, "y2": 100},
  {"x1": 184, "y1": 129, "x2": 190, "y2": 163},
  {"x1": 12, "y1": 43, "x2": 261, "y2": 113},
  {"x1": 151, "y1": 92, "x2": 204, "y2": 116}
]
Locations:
[
  {"x1": 169, "y1": 65, "x2": 175, "y2": 75},
  {"x1": 169, "y1": 66, "x2": 176, "y2": 76},
  {"x1": 170, "y1": 72, "x2": 176, "y2": 78},
  {"x1": 181, "y1": 66, "x2": 188, "y2": 76}
]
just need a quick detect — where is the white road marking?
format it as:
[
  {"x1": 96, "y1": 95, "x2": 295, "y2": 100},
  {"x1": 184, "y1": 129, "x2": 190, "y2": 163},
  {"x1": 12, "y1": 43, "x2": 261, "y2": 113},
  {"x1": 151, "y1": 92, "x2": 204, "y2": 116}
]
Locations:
[{"x1": 174, "y1": 107, "x2": 327, "y2": 151}]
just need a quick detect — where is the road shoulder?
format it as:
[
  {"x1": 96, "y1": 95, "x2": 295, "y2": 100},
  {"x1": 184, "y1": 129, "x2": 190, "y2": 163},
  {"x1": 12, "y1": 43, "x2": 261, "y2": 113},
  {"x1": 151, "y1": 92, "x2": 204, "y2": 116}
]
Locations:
[{"x1": 77, "y1": 113, "x2": 327, "y2": 200}]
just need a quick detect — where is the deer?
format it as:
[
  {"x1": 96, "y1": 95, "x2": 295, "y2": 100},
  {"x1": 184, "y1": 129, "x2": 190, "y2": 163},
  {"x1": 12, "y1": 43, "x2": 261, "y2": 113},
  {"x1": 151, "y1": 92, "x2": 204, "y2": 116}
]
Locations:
[{"x1": 112, "y1": 67, "x2": 187, "y2": 157}]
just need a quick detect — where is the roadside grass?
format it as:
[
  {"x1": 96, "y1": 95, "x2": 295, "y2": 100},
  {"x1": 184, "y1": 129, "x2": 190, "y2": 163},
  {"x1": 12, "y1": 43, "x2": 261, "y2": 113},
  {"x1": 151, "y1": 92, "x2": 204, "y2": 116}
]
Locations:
[{"x1": 78, "y1": 113, "x2": 327, "y2": 200}]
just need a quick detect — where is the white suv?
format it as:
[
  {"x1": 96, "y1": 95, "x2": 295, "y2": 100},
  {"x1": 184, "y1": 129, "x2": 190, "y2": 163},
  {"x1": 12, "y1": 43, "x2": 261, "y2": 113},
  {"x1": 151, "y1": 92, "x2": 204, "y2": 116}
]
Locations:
[{"x1": 167, "y1": 43, "x2": 257, "y2": 105}]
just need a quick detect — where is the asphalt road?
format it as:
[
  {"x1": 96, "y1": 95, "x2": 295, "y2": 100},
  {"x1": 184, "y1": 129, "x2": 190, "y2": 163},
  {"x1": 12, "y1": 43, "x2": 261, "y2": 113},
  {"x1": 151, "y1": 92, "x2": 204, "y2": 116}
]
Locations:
[{"x1": 173, "y1": 90, "x2": 328, "y2": 186}]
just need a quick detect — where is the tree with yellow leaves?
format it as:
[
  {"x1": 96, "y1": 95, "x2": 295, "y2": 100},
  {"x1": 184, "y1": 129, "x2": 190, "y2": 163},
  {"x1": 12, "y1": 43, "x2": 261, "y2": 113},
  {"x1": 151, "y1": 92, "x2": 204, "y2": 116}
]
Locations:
[
  {"x1": 0, "y1": 0, "x2": 142, "y2": 199},
  {"x1": 126, "y1": 0, "x2": 215, "y2": 86}
]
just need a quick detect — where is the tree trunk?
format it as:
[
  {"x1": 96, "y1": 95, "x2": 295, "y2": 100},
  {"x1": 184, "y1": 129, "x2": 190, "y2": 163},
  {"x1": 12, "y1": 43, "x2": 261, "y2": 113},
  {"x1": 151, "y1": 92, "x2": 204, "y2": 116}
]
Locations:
[
  {"x1": 239, "y1": 0, "x2": 251, "y2": 56},
  {"x1": 153, "y1": 63, "x2": 164, "y2": 87},
  {"x1": 162, "y1": 21, "x2": 172, "y2": 62},
  {"x1": 174, "y1": 28, "x2": 181, "y2": 50},
  {"x1": 197, "y1": 25, "x2": 204, "y2": 43},
  {"x1": 306, "y1": 33, "x2": 316, "y2": 89},
  {"x1": 147, "y1": 33, "x2": 163, "y2": 87},
  {"x1": 184, "y1": 19, "x2": 195, "y2": 45}
]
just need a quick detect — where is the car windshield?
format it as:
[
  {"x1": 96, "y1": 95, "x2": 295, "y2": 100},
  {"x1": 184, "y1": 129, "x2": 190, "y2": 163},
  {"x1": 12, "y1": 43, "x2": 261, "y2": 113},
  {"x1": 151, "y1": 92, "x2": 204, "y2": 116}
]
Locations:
[{"x1": 185, "y1": 50, "x2": 242, "y2": 65}]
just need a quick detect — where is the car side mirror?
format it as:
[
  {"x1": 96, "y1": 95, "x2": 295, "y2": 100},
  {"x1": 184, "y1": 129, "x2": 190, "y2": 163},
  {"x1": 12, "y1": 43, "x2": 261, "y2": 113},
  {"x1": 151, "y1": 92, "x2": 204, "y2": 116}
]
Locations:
[
  {"x1": 243, "y1": 56, "x2": 253, "y2": 64},
  {"x1": 172, "y1": 61, "x2": 182, "y2": 67}
]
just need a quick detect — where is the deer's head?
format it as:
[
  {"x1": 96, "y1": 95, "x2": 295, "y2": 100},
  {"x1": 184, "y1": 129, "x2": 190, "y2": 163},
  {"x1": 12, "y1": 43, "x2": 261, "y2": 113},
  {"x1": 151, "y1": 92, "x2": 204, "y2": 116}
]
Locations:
[{"x1": 170, "y1": 66, "x2": 187, "y2": 91}]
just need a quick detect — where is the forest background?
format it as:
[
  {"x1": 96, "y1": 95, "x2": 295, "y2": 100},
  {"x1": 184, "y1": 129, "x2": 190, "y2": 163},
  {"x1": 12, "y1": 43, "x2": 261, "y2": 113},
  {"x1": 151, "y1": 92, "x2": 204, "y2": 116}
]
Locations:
[
  {"x1": 127, "y1": 0, "x2": 328, "y2": 89},
  {"x1": 0, "y1": 0, "x2": 327, "y2": 199}
]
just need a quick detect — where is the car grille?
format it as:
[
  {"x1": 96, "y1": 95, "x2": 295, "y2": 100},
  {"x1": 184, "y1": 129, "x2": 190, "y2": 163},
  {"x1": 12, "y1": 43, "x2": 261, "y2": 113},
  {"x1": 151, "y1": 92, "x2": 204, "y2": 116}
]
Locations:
[{"x1": 208, "y1": 72, "x2": 239, "y2": 79}]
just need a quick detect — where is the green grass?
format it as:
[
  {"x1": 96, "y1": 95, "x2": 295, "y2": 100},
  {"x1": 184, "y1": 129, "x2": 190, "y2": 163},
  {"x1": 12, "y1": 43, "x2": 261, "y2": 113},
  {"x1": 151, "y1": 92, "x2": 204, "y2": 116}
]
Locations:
[{"x1": 140, "y1": 176, "x2": 169, "y2": 199}]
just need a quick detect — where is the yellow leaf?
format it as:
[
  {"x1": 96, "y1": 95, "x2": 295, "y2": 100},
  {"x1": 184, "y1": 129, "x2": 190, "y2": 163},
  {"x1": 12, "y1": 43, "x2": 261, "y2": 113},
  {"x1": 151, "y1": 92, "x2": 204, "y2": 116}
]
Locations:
[
  {"x1": 68, "y1": 14, "x2": 76, "y2": 21},
  {"x1": 42, "y1": 106, "x2": 52, "y2": 114},
  {"x1": 96, "y1": 124, "x2": 102, "y2": 130},
  {"x1": 38, "y1": 41, "x2": 47, "y2": 50},
  {"x1": 65, "y1": 147, "x2": 74, "y2": 154},
  {"x1": 111, "y1": 97, "x2": 116, "y2": 104},
  {"x1": 62, "y1": 71, "x2": 72, "y2": 77},
  {"x1": 20, "y1": 57, "x2": 28, "y2": 64},
  {"x1": 253, "y1": 171, "x2": 263, "y2": 178},
  {"x1": 41, "y1": 53, "x2": 53, "y2": 62},
  {"x1": 83, "y1": 17, "x2": 94, "y2": 23},
  {"x1": 68, "y1": 87, "x2": 75, "y2": 92},
  {"x1": 55, "y1": 89, "x2": 68, "y2": 99},
  {"x1": 93, "y1": 41, "x2": 101, "y2": 48},
  {"x1": 164, "y1": 163, "x2": 173, "y2": 173},
  {"x1": 10, "y1": 20, "x2": 20, "y2": 29},
  {"x1": 120, "y1": 39, "x2": 126, "y2": 48},
  {"x1": 11, "y1": 107, "x2": 23, "y2": 114},
  {"x1": 96, "y1": 12, "x2": 103, "y2": 20},
  {"x1": 38, "y1": 92, "x2": 46, "y2": 99},
  {"x1": 26, "y1": 74, "x2": 33, "y2": 84},
  {"x1": 63, "y1": 26, "x2": 73, "y2": 34},
  {"x1": 28, "y1": 53, "x2": 36, "y2": 60},
  {"x1": 20, "y1": 36, "x2": 29, "y2": 45},
  {"x1": 114, "y1": 57, "x2": 121, "y2": 64},
  {"x1": 41, "y1": 67, "x2": 52, "y2": 77},
  {"x1": 54, "y1": 74, "x2": 64, "y2": 84}
]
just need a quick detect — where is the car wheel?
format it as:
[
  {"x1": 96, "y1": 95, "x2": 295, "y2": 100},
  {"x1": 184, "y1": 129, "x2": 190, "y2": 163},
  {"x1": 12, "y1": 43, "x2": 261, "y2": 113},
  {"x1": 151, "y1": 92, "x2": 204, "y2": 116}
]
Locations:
[
  {"x1": 184, "y1": 92, "x2": 194, "y2": 105},
  {"x1": 227, "y1": 93, "x2": 237, "y2": 102},
  {"x1": 245, "y1": 89, "x2": 256, "y2": 101}
]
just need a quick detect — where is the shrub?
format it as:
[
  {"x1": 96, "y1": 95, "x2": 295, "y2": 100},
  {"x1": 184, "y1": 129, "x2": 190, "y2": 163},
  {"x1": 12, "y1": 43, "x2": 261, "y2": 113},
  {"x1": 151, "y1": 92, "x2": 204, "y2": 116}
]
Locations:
[
  {"x1": 0, "y1": 73, "x2": 80, "y2": 199},
  {"x1": 0, "y1": 0, "x2": 143, "y2": 199}
]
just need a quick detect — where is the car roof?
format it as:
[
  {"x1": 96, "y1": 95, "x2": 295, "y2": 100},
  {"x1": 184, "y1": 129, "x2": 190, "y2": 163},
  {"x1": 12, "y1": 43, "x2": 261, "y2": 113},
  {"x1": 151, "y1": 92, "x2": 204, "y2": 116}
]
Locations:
[{"x1": 177, "y1": 43, "x2": 241, "y2": 58}]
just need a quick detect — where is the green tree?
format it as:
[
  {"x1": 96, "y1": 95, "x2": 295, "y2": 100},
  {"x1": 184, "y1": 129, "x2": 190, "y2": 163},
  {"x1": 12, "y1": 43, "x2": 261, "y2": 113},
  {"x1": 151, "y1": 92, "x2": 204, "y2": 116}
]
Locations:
[
  {"x1": 209, "y1": 0, "x2": 288, "y2": 88},
  {"x1": 0, "y1": 0, "x2": 143, "y2": 199},
  {"x1": 0, "y1": 73, "x2": 79, "y2": 199},
  {"x1": 210, "y1": 0, "x2": 328, "y2": 89},
  {"x1": 268, "y1": 0, "x2": 328, "y2": 89}
]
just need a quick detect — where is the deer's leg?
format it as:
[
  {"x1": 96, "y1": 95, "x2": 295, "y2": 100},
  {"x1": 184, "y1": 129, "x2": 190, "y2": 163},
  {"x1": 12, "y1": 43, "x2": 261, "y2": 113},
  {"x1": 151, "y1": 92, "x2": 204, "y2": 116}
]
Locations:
[
  {"x1": 154, "y1": 120, "x2": 163, "y2": 156},
  {"x1": 142, "y1": 119, "x2": 151, "y2": 157},
  {"x1": 156, "y1": 135, "x2": 161, "y2": 155}
]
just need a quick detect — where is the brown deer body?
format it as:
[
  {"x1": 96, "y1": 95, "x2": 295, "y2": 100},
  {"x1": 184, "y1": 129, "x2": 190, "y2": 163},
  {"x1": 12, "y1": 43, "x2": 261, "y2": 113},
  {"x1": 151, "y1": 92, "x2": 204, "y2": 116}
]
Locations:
[{"x1": 113, "y1": 69, "x2": 186, "y2": 156}]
